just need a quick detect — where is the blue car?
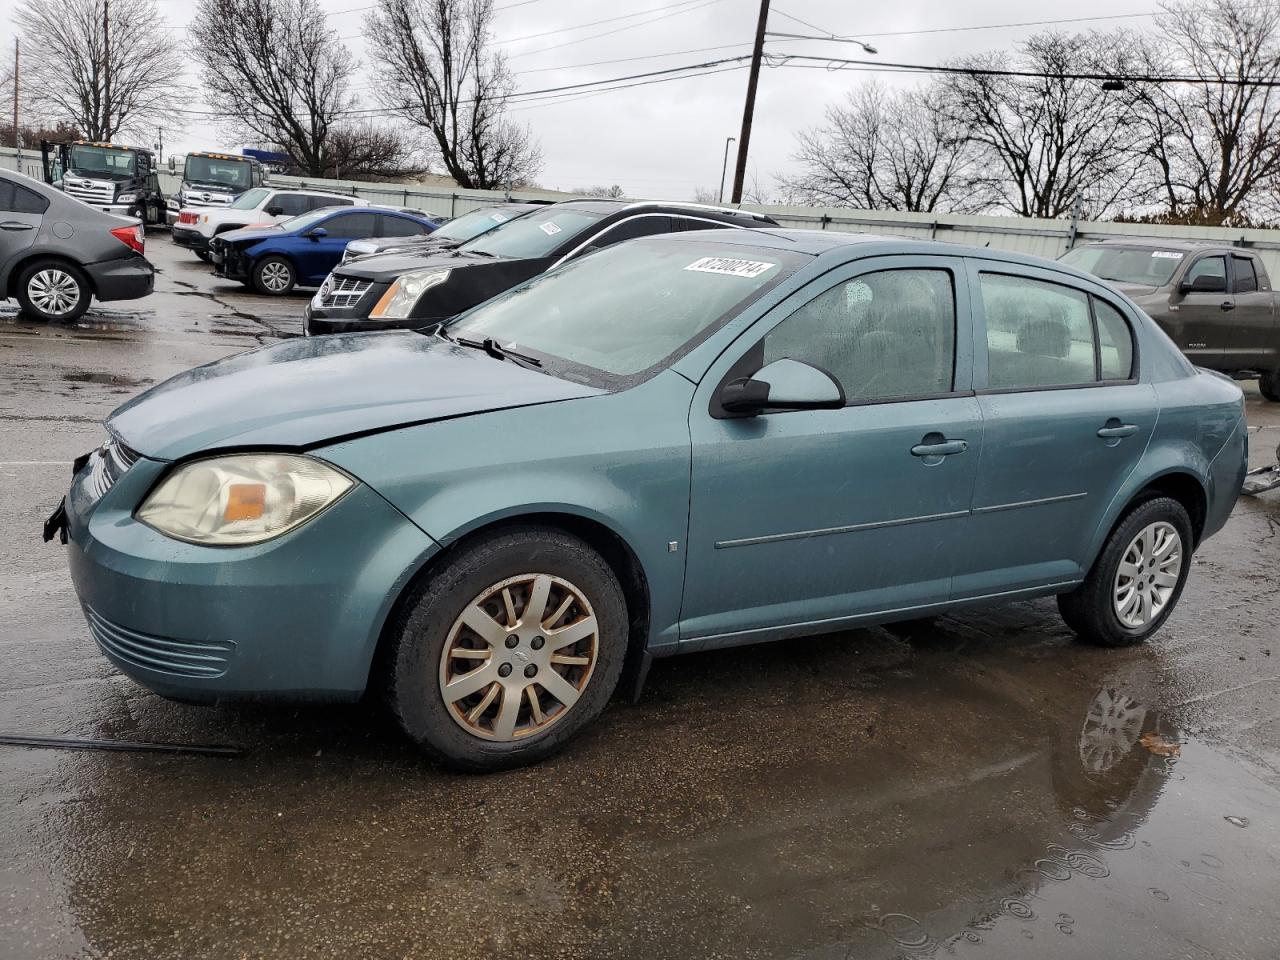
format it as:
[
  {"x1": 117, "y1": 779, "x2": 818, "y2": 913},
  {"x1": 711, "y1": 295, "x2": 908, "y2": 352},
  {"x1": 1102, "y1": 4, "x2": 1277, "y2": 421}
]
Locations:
[
  {"x1": 50, "y1": 230, "x2": 1246, "y2": 771},
  {"x1": 210, "y1": 206, "x2": 437, "y2": 296}
]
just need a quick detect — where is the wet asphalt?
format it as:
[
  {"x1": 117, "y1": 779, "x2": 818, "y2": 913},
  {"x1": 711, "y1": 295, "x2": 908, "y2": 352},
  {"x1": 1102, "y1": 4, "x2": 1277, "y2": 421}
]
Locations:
[{"x1": 1, "y1": 239, "x2": 1279, "y2": 960}]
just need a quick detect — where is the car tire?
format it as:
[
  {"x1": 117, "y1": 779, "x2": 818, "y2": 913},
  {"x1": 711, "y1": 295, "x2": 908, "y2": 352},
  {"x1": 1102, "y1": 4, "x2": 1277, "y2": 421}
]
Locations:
[
  {"x1": 194, "y1": 249, "x2": 212, "y2": 263},
  {"x1": 1260, "y1": 369, "x2": 1280, "y2": 402},
  {"x1": 15, "y1": 258, "x2": 92, "y2": 323},
  {"x1": 387, "y1": 525, "x2": 628, "y2": 772},
  {"x1": 252, "y1": 256, "x2": 296, "y2": 296},
  {"x1": 1058, "y1": 496, "x2": 1193, "y2": 647}
]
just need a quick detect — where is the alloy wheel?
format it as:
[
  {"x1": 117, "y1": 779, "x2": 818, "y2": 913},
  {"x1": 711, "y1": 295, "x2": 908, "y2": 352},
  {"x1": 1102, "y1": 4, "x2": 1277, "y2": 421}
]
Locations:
[
  {"x1": 259, "y1": 261, "x2": 292, "y2": 292},
  {"x1": 27, "y1": 269, "x2": 81, "y2": 316},
  {"x1": 439, "y1": 573, "x2": 599, "y2": 742},
  {"x1": 1113, "y1": 521, "x2": 1182, "y2": 628}
]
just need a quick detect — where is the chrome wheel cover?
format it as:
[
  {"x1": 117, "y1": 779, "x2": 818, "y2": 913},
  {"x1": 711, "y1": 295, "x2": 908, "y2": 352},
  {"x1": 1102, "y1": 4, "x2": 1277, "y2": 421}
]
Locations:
[
  {"x1": 439, "y1": 573, "x2": 599, "y2": 742},
  {"x1": 27, "y1": 269, "x2": 81, "y2": 316},
  {"x1": 259, "y1": 260, "x2": 292, "y2": 292},
  {"x1": 1113, "y1": 521, "x2": 1182, "y2": 628}
]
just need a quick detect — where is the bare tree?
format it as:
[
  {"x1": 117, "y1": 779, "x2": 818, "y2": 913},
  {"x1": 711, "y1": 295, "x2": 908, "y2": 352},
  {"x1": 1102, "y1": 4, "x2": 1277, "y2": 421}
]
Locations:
[
  {"x1": 781, "y1": 82, "x2": 985, "y2": 213},
  {"x1": 13, "y1": 0, "x2": 185, "y2": 141},
  {"x1": 321, "y1": 122, "x2": 424, "y2": 179},
  {"x1": 189, "y1": 0, "x2": 358, "y2": 176},
  {"x1": 1129, "y1": 0, "x2": 1280, "y2": 224},
  {"x1": 942, "y1": 32, "x2": 1146, "y2": 218},
  {"x1": 365, "y1": 0, "x2": 541, "y2": 189},
  {"x1": 573, "y1": 184, "x2": 626, "y2": 199}
]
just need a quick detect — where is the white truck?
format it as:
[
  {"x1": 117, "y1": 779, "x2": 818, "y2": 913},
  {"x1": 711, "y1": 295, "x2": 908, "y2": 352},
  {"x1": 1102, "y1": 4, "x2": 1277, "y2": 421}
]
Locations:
[{"x1": 170, "y1": 186, "x2": 367, "y2": 262}]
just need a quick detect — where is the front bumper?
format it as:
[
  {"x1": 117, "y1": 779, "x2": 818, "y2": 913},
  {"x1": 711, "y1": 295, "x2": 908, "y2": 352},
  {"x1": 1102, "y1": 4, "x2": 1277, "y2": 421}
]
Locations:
[
  {"x1": 304, "y1": 279, "x2": 442, "y2": 335},
  {"x1": 84, "y1": 255, "x2": 155, "y2": 302},
  {"x1": 211, "y1": 243, "x2": 251, "y2": 281},
  {"x1": 63, "y1": 452, "x2": 438, "y2": 702},
  {"x1": 171, "y1": 225, "x2": 210, "y2": 252}
]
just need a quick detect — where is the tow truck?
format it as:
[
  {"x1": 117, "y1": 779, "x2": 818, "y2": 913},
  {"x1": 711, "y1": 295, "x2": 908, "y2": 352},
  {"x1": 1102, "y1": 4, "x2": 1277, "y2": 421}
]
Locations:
[
  {"x1": 40, "y1": 140, "x2": 167, "y2": 226},
  {"x1": 165, "y1": 151, "x2": 267, "y2": 224}
]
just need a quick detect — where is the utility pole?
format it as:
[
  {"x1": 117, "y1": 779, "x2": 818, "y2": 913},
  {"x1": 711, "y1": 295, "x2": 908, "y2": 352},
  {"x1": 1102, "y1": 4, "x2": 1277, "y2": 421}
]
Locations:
[
  {"x1": 102, "y1": 0, "x2": 110, "y2": 140},
  {"x1": 11, "y1": 40, "x2": 18, "y2": 170},
  {"x1": 156, "y1": 126, "x2": 163, "y2": 163},
  {"x1": 730, "y1": 0, "x2": 770, "y2": 205}
]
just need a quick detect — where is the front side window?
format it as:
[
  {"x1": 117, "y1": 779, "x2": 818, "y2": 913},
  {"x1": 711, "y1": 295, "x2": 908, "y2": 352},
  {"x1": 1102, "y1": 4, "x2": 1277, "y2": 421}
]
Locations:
[
  {"x1": 272, "y1": 193, "x2": 311, "y2": 217},
  {"x1": 1184, "y1": 256, "x2": 1227, "y2": 290},
  {"x1": 981, "y1": 273, "x2": 1097, "y2": 389},
  {"x1": 462, "y1": 206, "x2": 605, "y2": 259},
  {"x1": 762, "y1": 268, "x2": 956, "y2": 402},
  {"x1": 578, "y1": 215, "x2": 673, "y2": 254},
  {"x1": 1233, "y1": 255, "x2": 1259, "y2": 293},
  {"x1": 449, "y1": 238, "x2": 803, "y2": 380}
]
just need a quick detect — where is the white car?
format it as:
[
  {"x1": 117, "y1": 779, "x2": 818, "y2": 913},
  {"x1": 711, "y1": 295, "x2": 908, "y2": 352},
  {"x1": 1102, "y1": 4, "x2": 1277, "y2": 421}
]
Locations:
[{"x1": 170, "y1": 187, "x2": 368, "y2": 261}]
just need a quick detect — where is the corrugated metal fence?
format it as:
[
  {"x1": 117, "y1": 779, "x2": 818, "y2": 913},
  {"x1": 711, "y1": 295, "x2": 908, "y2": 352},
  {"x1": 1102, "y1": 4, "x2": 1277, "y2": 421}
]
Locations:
[{"x1": 6, "y1": 146, "x2": 1280, "y2": 274}]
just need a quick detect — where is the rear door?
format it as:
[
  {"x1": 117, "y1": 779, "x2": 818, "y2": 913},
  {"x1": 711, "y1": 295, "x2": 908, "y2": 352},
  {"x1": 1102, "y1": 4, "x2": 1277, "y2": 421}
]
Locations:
[
  {"x1": 957, "y1": 263, "x2": 1155, "y2": 597},
  {"x1": 0, "y1": 177, "x2": 47, "y2": 279},
  {"x1": 1224, "y1": 253, "x2": 1277, "y2": 371}
]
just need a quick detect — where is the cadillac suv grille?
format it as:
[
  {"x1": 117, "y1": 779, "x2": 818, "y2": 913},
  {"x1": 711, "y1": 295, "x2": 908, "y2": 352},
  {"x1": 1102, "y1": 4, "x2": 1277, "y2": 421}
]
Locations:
[{"x1": 321, "y1": 275, "x2": 373, "y2": 308}]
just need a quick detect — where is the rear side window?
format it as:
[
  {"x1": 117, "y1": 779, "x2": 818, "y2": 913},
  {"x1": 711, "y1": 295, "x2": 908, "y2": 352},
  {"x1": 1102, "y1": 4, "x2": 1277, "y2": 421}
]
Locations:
[
  {"x1": 1233, "y1": 255, "x2": 1258, "y2": 293},
  {"x1": 323, "y1": 212, "x2": 378, "y2": 239},
  {"x1": 981, "y1": 274, "x2": 1096, "y2": 389},
  {"x1": 380, "y1": 216, "x2": 428, "y2": 237},
  {"x1": 0, "y1": 180, "x2": 50, "y2": 214},
  {"x1": 589, "y1": 215, "x2": 673, "y2": 250},
  {"x1": 1093, "y1": 298, "x2": 1135, "y2": 381},
  {"x1": 764, "y1": 268, "x2": 956, "y2": 402}
]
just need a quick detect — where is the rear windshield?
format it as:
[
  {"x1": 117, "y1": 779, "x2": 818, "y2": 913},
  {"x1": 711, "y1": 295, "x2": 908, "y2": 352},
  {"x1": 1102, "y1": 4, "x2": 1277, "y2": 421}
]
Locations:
[
  {"x1": 448, "y1": 237, "x2": 806, "y2": 384},
  {"x1": 1060, "y1": 245, "x2": 1185, "y2": 287},
  {"x1": 461, "y1": 206, "x2": 604, "y2": 259}
]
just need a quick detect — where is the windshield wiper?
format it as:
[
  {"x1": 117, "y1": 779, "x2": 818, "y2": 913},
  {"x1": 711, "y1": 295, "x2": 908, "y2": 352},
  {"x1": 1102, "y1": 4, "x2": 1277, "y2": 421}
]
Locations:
[{"x1": 454, "y1": 336, "x2": 542, "y2": 368}]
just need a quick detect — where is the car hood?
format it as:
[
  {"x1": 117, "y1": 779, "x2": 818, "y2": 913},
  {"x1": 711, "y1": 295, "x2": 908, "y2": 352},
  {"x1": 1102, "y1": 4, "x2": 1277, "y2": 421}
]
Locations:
[
  {"x1": 217, "y1": 224, "x2": 285, "y2": 245},
  {"x1": 1103, "y1": 280, "x2": 1162, "y2": 299},
  {"x1": 107, "y1": 332, "x2": 603, "y2": 461},
  {"x1": 335, "y1": 248, "x2": 516, "y2": 282}
]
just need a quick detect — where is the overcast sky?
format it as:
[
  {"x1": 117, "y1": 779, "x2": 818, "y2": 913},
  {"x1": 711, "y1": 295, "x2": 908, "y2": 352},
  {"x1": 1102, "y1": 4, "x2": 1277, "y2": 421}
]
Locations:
[{"x1": 2, "y1": 0, "x2": 1159, "y2": 197}]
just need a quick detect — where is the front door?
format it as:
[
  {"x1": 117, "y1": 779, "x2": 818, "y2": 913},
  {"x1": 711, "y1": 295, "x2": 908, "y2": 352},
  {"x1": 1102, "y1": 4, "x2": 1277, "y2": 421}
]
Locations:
[
  {"x1": 1171, "y1": 253, "x2": 1232, "y2": 364},
  {"x1": 682, "y1": 256, "x2": 982, "y2": 646},
  {"x1": 300, "y1": 211, "x2": 379, "y2": 284},
  {"x1": 956, "y1": 264, "x2": 1155, "y2": 597}
]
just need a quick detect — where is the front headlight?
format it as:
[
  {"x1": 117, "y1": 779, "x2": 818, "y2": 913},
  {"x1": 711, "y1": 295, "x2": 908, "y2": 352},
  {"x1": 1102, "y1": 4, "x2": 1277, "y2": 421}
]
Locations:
[
  {"x1": 136, "y1": 453, "x2": 354, "y2": 546},
  {"x1": 369, "y1": 268, "x2": 450, "y2": 319},
  {"x1": 117, "y1": 193, "x2": 137, "y2": 204}
]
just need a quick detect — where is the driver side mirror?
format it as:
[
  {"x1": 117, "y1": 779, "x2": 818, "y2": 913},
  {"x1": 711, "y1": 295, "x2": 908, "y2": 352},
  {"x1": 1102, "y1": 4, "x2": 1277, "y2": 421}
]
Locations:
[
  {"x1": 1179, "y1": 273, "x2": 1226, "y2": 294},
  {"x1": 265, "y1": 205, "x2": 283, "y2": 217},
  {"x1": 305, "y1": 227, "x2": 328, "y2": 240},
  {"x1": 720, "y1": 358, "x2": 845, "y2": 415}
]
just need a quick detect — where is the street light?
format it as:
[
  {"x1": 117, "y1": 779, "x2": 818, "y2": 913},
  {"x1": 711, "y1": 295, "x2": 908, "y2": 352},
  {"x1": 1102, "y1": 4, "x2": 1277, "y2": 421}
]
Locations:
[
  {"x1": 764, "y1": 30, "x2": 878, "y2": 55},
  {"x1": 719, "y1": 136, "x2": 736, "y2": 204}
]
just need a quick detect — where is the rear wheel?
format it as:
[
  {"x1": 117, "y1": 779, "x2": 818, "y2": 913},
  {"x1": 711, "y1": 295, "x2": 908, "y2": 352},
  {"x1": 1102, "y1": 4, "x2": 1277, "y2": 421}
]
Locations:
[
  {"x1": 16, "y1": 259, "x2": 91, "y2": 322},
  {"x1": 1259, "y1": 369, "x2": 1280, "y2": 402},
  {"x1": 252, "y1": 255, "x2": 295, "y2": 296},
  {"x1": 387, "y1": 526, "x2": 628, "y2": 772},
  {"x1": 1058, "y1": 496, "x2": 1193, "y2": 647}
]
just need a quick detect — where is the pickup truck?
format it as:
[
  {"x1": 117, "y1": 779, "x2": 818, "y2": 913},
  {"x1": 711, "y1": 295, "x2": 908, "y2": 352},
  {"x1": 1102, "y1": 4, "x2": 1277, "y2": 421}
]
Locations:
[{"x1": 1061, "y1": 240, "x2": 1280, "y2": 400}]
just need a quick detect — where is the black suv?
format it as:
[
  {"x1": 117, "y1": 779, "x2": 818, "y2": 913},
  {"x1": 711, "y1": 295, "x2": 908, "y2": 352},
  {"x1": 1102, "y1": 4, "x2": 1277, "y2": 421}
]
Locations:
[{"x1": 304, "y1": 200, "x2": 778, "y2": 335}]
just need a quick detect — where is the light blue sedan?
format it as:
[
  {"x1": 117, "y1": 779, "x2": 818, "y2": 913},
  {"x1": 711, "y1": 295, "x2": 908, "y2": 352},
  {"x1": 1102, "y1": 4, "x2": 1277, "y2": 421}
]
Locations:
[{"x1": 51, "y1": 230, "x2": 1247, "y2": 771}]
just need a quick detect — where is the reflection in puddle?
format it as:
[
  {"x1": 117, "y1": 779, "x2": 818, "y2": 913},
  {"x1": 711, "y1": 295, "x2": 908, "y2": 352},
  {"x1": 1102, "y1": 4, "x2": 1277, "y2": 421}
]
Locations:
[{"x1": 62, "y1": 371, "x2": 153, "y2": 387}]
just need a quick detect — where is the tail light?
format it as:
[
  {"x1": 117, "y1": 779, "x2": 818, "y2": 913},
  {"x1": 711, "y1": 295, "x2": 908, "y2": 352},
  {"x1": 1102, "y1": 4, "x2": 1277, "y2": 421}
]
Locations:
[{"x1": 110, "y1": 224, "x2": 145, "y2": 254}]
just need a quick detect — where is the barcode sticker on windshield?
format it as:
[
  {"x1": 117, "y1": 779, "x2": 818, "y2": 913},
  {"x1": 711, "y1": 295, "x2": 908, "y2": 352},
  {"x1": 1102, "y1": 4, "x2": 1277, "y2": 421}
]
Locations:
[
  {"x1": 684, "y1": 257, "x2": 776, "y2": 278},
  {"x1": 490, "y1": 212, "x2": 510, "y2": 222},
  {"x1": 1151, "y1": 251, "x2": 1184, "y2": 259},
  {"x1": 539, "y1": 221, "x2": 563, "y2": 236}
]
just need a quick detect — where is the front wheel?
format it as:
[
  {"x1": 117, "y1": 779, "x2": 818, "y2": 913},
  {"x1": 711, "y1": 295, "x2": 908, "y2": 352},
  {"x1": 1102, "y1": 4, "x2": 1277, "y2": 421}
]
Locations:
[
  {"x1": 194, "y1": 249, "x2": 212, "y2": 264},
  {"x1": 16, "y1": 259, "x2": 91, "y2": 322},
  {"x1": 252, "y1": 255, "x2": 296, "y2": 296},
  {"x1": 387, "y1": 526, "x2": 628, "y2": 772},
  {"x1": 1058, "y1": 497, "x2": 1193, "y2": 647},
  {"x1": 1259, "y1": 369, "x2": 1280, "y2": 402}
]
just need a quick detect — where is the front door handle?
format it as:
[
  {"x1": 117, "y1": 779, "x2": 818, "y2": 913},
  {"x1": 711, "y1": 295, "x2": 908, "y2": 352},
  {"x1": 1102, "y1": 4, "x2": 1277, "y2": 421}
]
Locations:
[
  {"x1": 1220, "y1": 300, "x2": 1235, "y2": 311},
  {"x1": 1097, "y1": 423, "x2": 1139, "y2": 439},
  {"x1": 911, "y1": 437, "x2": 968, "y2": 458},
  {"x1": 0, "y1": 221, "x2": 34, "y2": 231}
]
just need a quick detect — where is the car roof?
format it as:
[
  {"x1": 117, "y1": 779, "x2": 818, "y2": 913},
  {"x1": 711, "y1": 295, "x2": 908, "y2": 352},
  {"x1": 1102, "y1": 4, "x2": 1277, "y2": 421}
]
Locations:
[
  {"x1": 547, "y1": 198, "x2": 776, "y2": 225},
  {"x1": 1075, "y1": 238, "x2": 1231, "y2": 252}
]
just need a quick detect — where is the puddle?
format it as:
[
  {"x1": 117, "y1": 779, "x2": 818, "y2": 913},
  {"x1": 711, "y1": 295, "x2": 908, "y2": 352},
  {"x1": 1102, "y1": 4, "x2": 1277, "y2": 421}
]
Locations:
[{"x1": 61, "y1": 372, "x2": 154, "y2": 388}]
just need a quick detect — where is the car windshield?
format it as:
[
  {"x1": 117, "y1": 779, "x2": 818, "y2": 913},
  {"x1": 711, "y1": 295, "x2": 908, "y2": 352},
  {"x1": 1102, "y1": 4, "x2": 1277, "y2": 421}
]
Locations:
[
  {"x1": 185, "y1": 155, "x2": 252, "y2": 189},
  {"x1": 460, "y1": 206, "x2": 604, "y2": 259},
  {"x1": 1060, "y1": 245, "x2": 1185, "y2": 287},
  {"x1": 448, "y1": 238, "x2": 803, "y2": 379},
  {"x1": 434, "y1": 207, "x2": 526, "y2": 243},
  {"x1": 68, "y1": 145, "x2": 136, "y2": 178},
  {"x1": 231, "y1": 187, "x2": 271, "y2": 210}
]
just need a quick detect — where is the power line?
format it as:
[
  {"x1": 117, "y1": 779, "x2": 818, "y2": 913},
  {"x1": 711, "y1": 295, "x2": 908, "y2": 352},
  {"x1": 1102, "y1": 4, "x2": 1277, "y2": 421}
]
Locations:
[
  {"x1": 497, "y1": 0, "x2": 710, "y2": 45},
  {"x1": 506, "y1": 0, "x2": 728, "y2": 59}
]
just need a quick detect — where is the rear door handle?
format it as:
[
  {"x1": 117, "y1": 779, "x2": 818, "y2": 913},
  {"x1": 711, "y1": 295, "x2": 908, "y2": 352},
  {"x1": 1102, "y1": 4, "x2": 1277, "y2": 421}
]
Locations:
[
  {"x1": 911, "y1": 439, "x2": 968, "y2": 458},
  {"x1": 0, "y1": 221, "x2": 34, "y2": 231},
  {"x1": 1097, "y1": 423, "x2": 1139, "y2": 439}
]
